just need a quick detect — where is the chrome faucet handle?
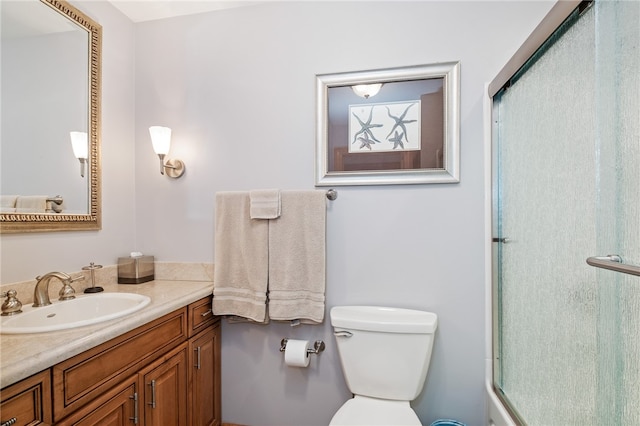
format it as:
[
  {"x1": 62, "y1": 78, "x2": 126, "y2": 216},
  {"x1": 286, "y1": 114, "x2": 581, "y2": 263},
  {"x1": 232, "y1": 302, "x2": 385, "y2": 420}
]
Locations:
[
  {"x1": 1, "y1": 289, "x2": 23, "y2": 316},
  {"x1": 58, "y1": 275, "x2": 84, "y2": 301},
  {"x1": 70, "y1": 274, "x2": 86, "y2": 284}
]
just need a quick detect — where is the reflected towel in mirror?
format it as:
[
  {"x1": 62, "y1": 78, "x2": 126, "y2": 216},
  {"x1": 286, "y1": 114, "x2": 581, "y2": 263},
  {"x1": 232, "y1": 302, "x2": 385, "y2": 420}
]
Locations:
[{"x1": 15, "y1": 195, "x2": 47, "y2": 213}]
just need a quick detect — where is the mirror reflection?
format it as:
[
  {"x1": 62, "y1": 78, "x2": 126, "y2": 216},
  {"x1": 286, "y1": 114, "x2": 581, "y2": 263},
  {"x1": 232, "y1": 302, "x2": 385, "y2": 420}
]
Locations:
[
  {"x1": 1, "y1": 0, "x2": 88, "y2": 213},
  {"x1": 0, "y1": 0, "x2": 101, "y2": 232},
  {"x1": 327, "y1": 79, "x2": 444, "y2": 172}
]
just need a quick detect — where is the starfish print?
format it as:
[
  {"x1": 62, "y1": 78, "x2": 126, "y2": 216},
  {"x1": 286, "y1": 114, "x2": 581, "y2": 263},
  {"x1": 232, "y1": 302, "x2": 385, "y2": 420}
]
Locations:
[
  {"x1": 388, "y1": 130, "x2": 405, "y2": 149},
  {"x1": 351, "y1": 107, "x2": 383, "y2": 144},
  {"x1": 385, "y1": 103, "x2": 417, "y2": 143},
  {"x1": 357, "y1": 133, "x2": 376, "y2": 150}
]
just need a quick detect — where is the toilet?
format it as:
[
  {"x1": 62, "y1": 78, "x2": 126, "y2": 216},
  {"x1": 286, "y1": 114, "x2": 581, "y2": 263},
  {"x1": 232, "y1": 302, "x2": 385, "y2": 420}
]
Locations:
[{"x1": 329, "y1": 305, "x2": 438, "y2": 426}]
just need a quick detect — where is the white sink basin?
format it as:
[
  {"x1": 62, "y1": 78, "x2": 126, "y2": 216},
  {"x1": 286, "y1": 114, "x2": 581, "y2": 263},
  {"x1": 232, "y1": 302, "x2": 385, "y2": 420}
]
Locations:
[{"x1": 0, "y1": 292, "x2": 151, "y2": 334}]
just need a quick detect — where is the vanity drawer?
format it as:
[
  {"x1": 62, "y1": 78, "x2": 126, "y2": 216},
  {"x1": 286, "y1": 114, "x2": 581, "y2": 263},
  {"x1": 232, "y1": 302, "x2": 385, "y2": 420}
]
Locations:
[
  {"x1": 52, "y1": 307, "x2": 187, "y2": 421},
  {"x1": 188, "y1": 295, "x2": 216, "y2": 337},
  {"x1": 0, "y1": 370, "x2": 52, "y2": 426}
]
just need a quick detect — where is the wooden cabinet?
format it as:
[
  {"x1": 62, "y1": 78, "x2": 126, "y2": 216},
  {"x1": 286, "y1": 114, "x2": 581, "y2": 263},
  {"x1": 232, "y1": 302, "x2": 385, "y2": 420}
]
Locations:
[
  {"x1": 1, "y1": 296, "x2": 219, "y2": 426},
  {"x1": 57, "y1": 376, "x2": 138, "y2": 426},
  {"x1": 52, "y1": 308, "x2": 188, "y2": 421},
  {"x1": 0, "y1": 370, "x2": 52, "y2": 426},
  {"x1": 188, "y1": 296, "x2": 216, "y2": 338},
  {"x1": 140, "y1": 343, "x2": 188, "y2": 426},
  {"x1": 188, "y1": 296, "x2": 220, "y2": 426},
  {"x1": 189, "y1": 324, "x2": 221, "y2": 426}
]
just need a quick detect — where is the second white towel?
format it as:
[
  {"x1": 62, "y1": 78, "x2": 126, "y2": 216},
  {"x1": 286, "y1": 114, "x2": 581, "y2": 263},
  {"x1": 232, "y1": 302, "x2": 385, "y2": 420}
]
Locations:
[{"x1": 268, "y1": 190, "x2": 326, "y2": 324}]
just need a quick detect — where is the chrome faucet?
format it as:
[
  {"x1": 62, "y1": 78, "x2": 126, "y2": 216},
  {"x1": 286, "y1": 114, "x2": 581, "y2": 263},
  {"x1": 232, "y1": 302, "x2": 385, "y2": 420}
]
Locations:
[{"x1": 33, "y1": 272, "x2": 84, "y2": 307}]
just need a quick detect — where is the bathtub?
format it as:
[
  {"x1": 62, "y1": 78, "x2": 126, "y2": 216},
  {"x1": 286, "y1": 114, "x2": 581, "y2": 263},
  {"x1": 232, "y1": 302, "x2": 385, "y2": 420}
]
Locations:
[{"x1": 485, "y1": 365, "x2": 517, "y2": 426}]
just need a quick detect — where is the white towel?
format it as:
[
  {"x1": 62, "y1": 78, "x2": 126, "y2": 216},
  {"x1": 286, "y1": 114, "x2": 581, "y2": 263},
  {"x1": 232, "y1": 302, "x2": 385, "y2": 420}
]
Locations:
[
  {"x1": 15, "y1": 195, "x2": 47, "y2": 213},
  {"x1": 268, "y1": 190, "x2": 326, "y2": 324},
  {"x1": 212, "y1": 192, "x2": 269, "y2": 323},
  {"x1": 250, "y1": 189, "x2": 281, "y2": 219}
]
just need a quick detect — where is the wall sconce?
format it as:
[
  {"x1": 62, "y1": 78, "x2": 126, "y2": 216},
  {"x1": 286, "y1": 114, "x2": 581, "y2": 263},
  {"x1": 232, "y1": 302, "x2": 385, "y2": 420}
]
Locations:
[
  {"x1": 70, "y1": 131, "x2": 88, "y2": 177},
  {"x1": 352, "y1": 83, "x2": 383, "y2": 99},
  {"x1": 149, "y1": 126, "x2": 185, "y2": 178}
]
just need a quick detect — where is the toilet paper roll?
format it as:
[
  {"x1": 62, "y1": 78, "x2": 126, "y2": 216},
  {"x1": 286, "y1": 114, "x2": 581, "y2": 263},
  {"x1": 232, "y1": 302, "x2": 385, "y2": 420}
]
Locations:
[{"x1": 284, "y1": 339, "x2": 310, "y2": 367}]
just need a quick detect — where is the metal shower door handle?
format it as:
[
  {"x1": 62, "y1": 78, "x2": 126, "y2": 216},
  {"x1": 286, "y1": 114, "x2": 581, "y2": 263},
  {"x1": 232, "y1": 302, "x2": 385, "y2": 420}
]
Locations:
[{"x1": 586, "y1": 255, "x2": 640, "y2": 277}]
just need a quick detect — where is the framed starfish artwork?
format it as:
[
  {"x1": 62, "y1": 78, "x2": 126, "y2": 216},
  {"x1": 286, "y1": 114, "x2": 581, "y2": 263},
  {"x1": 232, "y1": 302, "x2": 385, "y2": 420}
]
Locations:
[{"x1": 315, "y1": 62, "x2": 460, "y2": 186}]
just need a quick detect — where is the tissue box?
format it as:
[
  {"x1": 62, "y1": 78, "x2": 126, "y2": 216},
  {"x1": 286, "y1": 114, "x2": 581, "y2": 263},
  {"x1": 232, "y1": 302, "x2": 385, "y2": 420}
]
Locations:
[{"x1": 118, "y1": 256, "x2": 154, "y2": 284}]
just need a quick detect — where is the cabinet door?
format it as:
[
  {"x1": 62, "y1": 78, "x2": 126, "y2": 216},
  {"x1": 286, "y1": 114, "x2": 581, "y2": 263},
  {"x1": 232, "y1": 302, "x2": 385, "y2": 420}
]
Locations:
[
  {"x1": 140, "y1": 343, "x2": 188, "y2": 426},
  {"x1": 57, "y1": 377, "x2": 138, "y2": 426},
  {"x1": 189, "y1": 324, "x2": 220, "y2": 426},
  {"x1": 0, "y1": 370, "x2": 52, "y2": 426}
]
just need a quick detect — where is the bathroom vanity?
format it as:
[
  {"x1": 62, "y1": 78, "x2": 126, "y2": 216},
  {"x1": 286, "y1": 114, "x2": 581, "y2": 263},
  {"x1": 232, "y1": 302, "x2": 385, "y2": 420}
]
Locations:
[{"x1": 0, "y1": 280, "x2": 220, "y2": 426}]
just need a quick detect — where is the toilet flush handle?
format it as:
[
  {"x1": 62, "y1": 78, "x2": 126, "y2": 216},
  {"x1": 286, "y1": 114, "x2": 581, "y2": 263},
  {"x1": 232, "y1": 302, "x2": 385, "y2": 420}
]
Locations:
[{"x1": 334, "y1": 330, "x2": 353, "y2": 338}]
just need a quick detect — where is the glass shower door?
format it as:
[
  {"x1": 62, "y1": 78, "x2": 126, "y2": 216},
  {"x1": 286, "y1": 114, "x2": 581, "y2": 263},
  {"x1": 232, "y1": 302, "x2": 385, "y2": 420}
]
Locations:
[
  {"x1": 492, "y1": 0, "x2": 639, "y2": 424},
  {"x1": 592, "y1": 1, "x2": 640, "y2": 424}
]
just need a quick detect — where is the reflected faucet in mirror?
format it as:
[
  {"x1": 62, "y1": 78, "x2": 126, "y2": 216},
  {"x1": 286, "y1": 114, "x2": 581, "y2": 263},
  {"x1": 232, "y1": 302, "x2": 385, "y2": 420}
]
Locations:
[
  {"x1": 70, "y1": 131, "x2": 88, "y2": 177},
  {"x1": 33, "y1": 271, "x2": 84, "y2": 307},
  {"x1": 149, "y1": 126, "x2": 186, "y2": 178}
]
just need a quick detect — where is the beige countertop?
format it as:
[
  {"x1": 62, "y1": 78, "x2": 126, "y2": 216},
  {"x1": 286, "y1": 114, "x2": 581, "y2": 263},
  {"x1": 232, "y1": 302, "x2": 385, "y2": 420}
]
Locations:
[{"x1": 0, "y1": 280, "x2": 213, "y2": 389}]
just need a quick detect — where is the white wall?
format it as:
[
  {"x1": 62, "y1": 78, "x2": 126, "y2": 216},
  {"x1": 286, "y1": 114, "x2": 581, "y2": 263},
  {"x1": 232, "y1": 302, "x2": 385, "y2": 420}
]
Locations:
[
  {"x1": 0, "y1": 1, "x2": 136, "y2": 284},
  {"x1": 134, "y1": 2, "x2": 554, "y2": 425}
]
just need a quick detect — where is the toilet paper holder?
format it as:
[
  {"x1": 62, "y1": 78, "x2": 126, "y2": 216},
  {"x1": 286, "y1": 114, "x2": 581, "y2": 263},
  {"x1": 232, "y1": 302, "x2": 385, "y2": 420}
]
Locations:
[{"x1": 280, "y1": 338, "x2": 325, "y2": 355}]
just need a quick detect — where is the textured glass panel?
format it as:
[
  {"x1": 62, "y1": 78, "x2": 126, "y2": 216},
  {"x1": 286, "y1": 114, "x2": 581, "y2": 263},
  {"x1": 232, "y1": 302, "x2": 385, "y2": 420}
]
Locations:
[
  {"x1": 496, "y1": 7, "x2": 597, "y2": 424},
  {"x1": 594, "y1": 1, "x2": 640, "y2": 424},
  {"x1": 494, "y1": 0, "x2": 640, "y2": 424}
]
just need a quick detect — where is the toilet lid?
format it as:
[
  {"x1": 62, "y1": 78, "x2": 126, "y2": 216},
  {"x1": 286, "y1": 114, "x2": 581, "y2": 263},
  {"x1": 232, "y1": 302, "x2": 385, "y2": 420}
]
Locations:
[{"x1": 329, "y1": 396, "x2": 421, "y2": 426}]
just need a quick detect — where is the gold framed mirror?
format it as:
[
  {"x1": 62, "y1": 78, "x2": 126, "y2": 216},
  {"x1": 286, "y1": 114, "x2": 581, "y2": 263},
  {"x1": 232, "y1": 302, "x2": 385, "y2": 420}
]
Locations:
[{"x1": 0, "y1": 0, "x2": 101, "y2": 233}]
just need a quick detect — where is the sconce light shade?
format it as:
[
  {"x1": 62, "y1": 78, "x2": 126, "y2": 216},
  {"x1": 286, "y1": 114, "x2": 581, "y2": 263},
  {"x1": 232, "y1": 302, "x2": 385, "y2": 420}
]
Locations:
[
  {"x1": 70, "y1": 131, "x2": 88, "y2": 177},
  {"x1": 70, "y1": 131, "x2": 88, "y2": 159},
  {"x1": 352, "y1": 83, "x2": 383, "y2": 99},
  {"x1": 149, "y1": 126, "x2": 172, "y2": 155},
  {"x1": 148, "y1": 126, "x2": 185, "y2": 178}
]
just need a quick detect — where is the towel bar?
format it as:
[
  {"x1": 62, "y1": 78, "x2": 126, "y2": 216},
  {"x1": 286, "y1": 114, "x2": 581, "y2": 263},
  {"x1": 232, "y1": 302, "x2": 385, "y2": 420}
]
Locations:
[{"x1": 46, "y1": 196, "x2": 63, "y2": 205}]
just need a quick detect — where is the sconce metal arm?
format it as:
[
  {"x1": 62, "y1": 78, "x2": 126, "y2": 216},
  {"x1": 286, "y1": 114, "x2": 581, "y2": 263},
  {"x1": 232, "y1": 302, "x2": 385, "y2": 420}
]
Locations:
[{"x1": 157, "y1": 155, "x2": 185, "y2": 178}]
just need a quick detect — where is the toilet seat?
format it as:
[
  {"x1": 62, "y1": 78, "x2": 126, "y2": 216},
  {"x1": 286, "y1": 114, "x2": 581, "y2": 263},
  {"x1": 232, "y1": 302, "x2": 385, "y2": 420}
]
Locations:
[{"x1": 329, "y1": 395, "x2": 421, "y2": 426}]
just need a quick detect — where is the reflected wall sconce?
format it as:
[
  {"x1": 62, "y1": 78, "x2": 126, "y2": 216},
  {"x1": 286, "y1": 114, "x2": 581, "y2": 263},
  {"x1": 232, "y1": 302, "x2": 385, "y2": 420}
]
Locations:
[
  {"x1": 149, "y1": 126, "x2": 185, "y2": 178},
  {"x1": 70, "y1": 131, "x2": 88, "y2": 177},
  {"x1": 352, "y1": 83, "x2": 383, "y2": 99}
]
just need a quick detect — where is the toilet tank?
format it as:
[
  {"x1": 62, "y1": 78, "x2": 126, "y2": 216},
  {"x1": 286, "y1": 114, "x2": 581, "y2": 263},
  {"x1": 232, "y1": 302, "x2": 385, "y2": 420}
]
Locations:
[{"x1": 331, "y1": 306, "x2": 438, "y2": 401}]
